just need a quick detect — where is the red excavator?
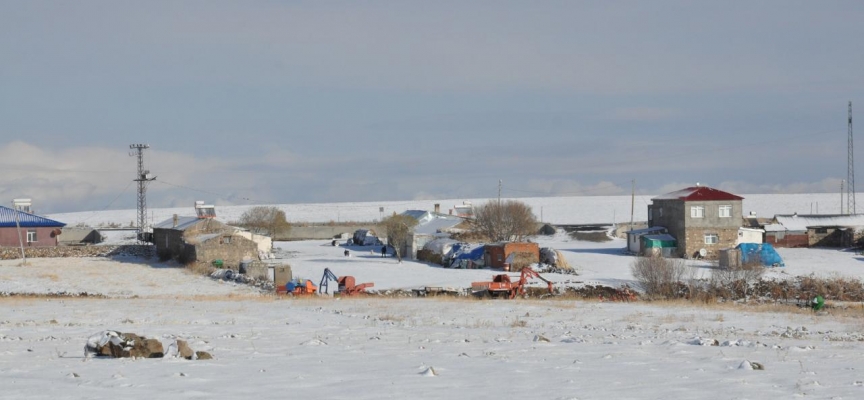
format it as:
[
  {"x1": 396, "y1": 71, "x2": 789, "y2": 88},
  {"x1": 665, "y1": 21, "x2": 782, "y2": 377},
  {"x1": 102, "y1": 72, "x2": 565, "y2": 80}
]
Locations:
[
  {"x1": 471, "y1": 267, "x2": 554, "y2": 299},
  {"x1": 319, "y1": 268, "x2": 375, "y2": 296}
]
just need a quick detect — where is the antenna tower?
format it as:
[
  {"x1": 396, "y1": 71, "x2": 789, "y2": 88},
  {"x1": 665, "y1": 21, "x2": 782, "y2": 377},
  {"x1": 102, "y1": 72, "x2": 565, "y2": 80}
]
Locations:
[
  {"x1": 848, "y1": 101, "x2": 855, "y2": 215},
  {"x1": 130, "y1": 144, "x2": 156, "y2": 243}
]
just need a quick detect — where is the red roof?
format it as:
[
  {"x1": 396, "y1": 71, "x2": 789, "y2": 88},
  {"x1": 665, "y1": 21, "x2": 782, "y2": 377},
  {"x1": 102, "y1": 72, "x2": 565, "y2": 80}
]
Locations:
[{"x1": 653, "y1": 186, "x2": 744, "y2": 202}]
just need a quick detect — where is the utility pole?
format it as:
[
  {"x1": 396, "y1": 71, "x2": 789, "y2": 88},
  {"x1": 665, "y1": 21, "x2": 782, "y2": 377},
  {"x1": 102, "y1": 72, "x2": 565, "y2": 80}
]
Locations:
[
  {"x1": 12, "y1": 199, "x2": 30, "y2": 265},
  {"x1": 498, "y1": 179, "x2": 502, "y2": 207},
  {"x1": 130, "y1": 144, "x2": 156, "y2": 244},
  {"x1": 848, "y1": 101, "x2": 856, "y2": 215},
  {"x1": 630, "y1": 179, "x2": 635, "y2": 231}
]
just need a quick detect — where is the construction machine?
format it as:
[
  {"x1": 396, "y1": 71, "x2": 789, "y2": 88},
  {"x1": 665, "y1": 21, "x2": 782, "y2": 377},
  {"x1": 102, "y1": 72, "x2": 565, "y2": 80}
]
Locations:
[
  {"x1": 471, "y1": 267, "x2": 554, "y2": 299},
  {"x1": 319, "y1": 268, "x2": 375, "y2": 296}
]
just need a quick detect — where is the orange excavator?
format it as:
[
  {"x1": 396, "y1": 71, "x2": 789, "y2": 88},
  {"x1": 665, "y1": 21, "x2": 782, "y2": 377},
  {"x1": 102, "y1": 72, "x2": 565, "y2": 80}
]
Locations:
[
  {"x1": 319, "y1": 268, "x2": 375, "y2": 296},
  {"x1": 471, "y1": 267, "x2": 554, "y2": 299}
]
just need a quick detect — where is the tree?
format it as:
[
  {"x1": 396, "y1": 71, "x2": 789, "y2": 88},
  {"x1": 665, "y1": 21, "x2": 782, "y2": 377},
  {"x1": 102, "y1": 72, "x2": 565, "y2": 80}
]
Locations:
[
  {"x1": 237, "y1": 206, "x2": 291, "y2": 239},
  {"x1": 471, "y1": 200, "x2": 538, "y2": 242},
  {"x1": 631, "y1": 255, "x2": 689, "y2": 299},
  {"x1": 381, "y1": 214, "x2": 418, "y2": 262}
]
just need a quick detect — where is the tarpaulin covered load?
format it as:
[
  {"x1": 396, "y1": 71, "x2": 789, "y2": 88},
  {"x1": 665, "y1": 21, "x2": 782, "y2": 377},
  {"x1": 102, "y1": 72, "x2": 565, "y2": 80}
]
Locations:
[
  {"x1": 423, "y1": 238, "x2": 460, "y2": 257},
  {"x1": 449, "y1": 245, "x2": 485, "y2": 269},
  {"x1": 736, "y1": 242, "x2": 785, "y2": 267}
]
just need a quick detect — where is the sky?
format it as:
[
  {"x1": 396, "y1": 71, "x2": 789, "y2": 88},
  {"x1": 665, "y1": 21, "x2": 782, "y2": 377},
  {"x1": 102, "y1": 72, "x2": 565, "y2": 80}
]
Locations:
[{"x1": 2, "y1": 1, "x2": 864, "y2": 214}]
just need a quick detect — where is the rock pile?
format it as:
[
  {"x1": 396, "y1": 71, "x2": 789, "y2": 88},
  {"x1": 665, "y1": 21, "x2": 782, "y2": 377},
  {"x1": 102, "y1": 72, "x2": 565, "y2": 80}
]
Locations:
[{"x1": 84, "y1": 330, "x2": 211, "y2": 360}]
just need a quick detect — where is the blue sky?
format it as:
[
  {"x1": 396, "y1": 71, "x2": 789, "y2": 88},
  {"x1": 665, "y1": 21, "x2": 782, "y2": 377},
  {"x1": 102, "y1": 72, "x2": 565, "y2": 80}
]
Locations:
[{"x1": 1, "y1": 1, "x2": 863, "y2": 213}]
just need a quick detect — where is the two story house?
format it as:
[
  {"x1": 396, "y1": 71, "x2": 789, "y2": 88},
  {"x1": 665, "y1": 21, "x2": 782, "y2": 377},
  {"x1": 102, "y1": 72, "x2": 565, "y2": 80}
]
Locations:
[{"x1": 647, "y1": 185, "x2": 743, "y2": 259}]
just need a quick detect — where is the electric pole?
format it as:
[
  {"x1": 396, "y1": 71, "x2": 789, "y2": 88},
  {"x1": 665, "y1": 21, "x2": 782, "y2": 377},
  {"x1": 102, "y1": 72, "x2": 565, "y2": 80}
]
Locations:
[
  {"x1": 130, "y1": 144, "x2": 156, "y2": 243},
  {"x1": 630, "y1": 179, "x2": 635, "y2": 231},
  {"x1": 848, "y1": 101, "x2": 855, "y2": 215}
]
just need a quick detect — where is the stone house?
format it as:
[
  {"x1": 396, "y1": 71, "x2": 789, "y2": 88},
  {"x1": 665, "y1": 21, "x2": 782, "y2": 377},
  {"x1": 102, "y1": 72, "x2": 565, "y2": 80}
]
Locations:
[
  {"x1": 647, "y1": 185, "x2": 744, "y2": 259},
  {"x1": 153, "y1": 215, "x2": 258, "y2": 267},
  {"x1": 0, "y1": 205, "x2": 65, "y2": 247}
]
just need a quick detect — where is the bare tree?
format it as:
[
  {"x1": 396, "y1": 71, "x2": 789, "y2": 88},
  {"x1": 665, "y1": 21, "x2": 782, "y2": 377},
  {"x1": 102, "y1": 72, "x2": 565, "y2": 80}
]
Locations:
[
  {"x1": 711, "y1": 260, "x2": 764, "y2": 301},
  {"x1": 237, "y1": 206, "x2": 291, "y2": 239},
  {"x1": 471, "y1": 200, "x2": 538, "y2": 242},
  {"x1": 381, "y1": 214, "x2": 418, "y2": 262},
  {"x1": 631, "y1": 255, "x2": 689, "y2": 299}
]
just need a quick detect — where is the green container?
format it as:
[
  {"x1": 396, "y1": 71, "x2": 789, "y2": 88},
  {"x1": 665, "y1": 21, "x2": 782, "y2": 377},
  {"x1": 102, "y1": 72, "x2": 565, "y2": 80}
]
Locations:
[{"x1": 212, "y1": 259, "x2": 224, "y2": 268}]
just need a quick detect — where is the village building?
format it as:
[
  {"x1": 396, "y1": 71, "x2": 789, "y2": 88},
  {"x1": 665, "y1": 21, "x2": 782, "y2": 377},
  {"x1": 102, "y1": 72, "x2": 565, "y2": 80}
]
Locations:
[
  {"x1": 625, "y1": 226, "x2": 671, "y2": 255},
  {"x1": 152, "y1": 203, "x2": 263, "y2": 267},
  {"x1": 647, "y1": 185, "x2": 744, "y2": 259},
  {"x1": 768, "y1": 214, "x2": 864, "y2": 248},
  {"x1": 57, "y1": 226, "x2": 102, "y2": 246},
  {"x1": 0, "y1": 205, "x2": 65, "y2": 247}
]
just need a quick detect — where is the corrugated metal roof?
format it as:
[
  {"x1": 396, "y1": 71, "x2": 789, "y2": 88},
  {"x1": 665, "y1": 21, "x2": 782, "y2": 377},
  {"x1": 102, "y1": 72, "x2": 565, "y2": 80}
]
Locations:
[
  {"x1": 625, "y1": 226, "x2": 666, "y2": 235},
  {"x1": 653, "y1": 186, "x2": 743, "y2": 202},
  {"x1": 0, "y1": 205, "x2": 66, "y2": 228},
  {"x1": 763, "y1": 224, "x2": 788, "y2": 232},
  {"x1": 153, "y1": 216, "x2": 201, "y2": 231},
  {"x1": 774, "y1": 214, "x2": 864, "y2": 231}
]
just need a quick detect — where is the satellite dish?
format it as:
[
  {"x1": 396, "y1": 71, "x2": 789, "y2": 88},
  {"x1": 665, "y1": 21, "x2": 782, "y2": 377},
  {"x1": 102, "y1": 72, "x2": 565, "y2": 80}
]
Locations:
[{"x1": 698, "y1": 248, "x2": 707, "y2": 257}]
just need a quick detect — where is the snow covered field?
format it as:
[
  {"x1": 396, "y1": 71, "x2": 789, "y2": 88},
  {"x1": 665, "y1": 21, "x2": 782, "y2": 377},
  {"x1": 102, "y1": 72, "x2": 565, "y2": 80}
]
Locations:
[
  {"x1": 3, "y1": 195, "x2": 864, "y2": 398},
  {"x1": 49, "y1": 192, "x2": 846, "y2": 227}
]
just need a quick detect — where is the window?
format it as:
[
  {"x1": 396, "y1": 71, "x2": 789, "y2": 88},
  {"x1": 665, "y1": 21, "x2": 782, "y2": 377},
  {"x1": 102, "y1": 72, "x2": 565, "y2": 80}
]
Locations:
[
  {"x1": 719, "y1": 205, "x2": 732, "y2": 218},
  {"x1": 659, "y1": 208, "x2": 663, "y2": 217},
  {"x1": 704, "y1": 233, "x2": 719, "y2": 244},
  {"x1": 26, "y1": 230, "x2": 37, "y2": 243},
  {"x1": 691, "y1": 206, "x2": 704, "y2": 218},
  {"x1": 222, "y1": 236, "x2": 232, "y2": 244},
  {"x1": 815, "y1": 228, "x2": 828, "y2": 234}
]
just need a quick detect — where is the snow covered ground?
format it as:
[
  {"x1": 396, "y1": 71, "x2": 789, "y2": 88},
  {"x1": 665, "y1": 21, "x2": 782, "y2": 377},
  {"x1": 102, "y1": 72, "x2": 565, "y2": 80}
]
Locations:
[
  {"x1": 3, "y1": 295, "x2": 864, "y2": 399},
  {"x1": 49, "y1": 192, "x2": 846, "y2": 227},
  {"x1": 3, "y1": 195, "x2": 863, "y2": 398}
]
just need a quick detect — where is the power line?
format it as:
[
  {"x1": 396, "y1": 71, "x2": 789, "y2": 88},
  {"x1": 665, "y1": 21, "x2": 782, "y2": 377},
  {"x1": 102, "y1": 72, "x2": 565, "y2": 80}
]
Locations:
[{"x1": 74, "y1": 181, "x2": 135, "y2": 224}]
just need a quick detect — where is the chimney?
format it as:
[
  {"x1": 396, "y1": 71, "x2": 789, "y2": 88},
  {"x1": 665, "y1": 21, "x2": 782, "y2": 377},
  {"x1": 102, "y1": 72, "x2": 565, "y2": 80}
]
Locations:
[
  {"x1": 434, "y1": 203, "x2": 440, "y2": 213},
  {"x1": 173, "y1": 214, "x2": 178, "y2": 228}
]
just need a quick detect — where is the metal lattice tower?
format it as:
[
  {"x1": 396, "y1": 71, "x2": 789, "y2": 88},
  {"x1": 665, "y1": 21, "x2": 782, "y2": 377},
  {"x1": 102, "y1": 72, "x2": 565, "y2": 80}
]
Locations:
[
  {"x1": 848, "y1": 101, "x2": 855, "y2": 215},
  {"x1": 130, "y1": 144, "x2": 156, "y2": 243}
]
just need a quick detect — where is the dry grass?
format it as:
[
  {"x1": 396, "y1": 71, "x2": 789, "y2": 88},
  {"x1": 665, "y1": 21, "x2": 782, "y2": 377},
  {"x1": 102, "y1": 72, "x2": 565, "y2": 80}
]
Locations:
[
  {"x1": 185, "y1": 262, "x2": 215, "y2": 276},
  {"x1": 509, "y1": 317, "x2": 528, "y2": 328},
  {"x1": 37, "y1": 273, "x2": 59, "y2": 282}
]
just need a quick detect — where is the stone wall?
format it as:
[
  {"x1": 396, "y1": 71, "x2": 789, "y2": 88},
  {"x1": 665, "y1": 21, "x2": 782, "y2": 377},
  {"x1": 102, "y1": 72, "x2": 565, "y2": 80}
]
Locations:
[
  {"x1": 681, "y1": 227, "x2": 738, "y2": 259},
  {"x1": 0, "y1": 245, "x2": 153, "y2": 260}
]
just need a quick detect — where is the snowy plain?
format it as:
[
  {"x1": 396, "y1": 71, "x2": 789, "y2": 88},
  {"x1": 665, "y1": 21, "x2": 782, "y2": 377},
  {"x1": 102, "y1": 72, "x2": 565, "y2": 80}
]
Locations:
[{"x1": 2, "y1": 194, "x2": 864, "y2": 399}]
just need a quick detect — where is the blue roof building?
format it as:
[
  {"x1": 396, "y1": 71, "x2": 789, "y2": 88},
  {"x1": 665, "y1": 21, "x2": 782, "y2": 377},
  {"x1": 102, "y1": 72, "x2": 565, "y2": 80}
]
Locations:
[
  {"x1": 0, "y1": 205, "x2": 66, "y2": 247},
  {"x1": 0, "y1": 206, "x2": 66, "y2": 228}
]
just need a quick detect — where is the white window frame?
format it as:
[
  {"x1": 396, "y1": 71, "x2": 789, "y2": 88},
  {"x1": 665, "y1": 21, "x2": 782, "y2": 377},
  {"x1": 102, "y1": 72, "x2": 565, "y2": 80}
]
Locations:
[
  {"x1": 26, "y1": 230, "x2": 37, "y2": 243},
  {"x1": 719, "y1": 205, "x2": 732, "y2": 218},
  {"x1": 691, "y1": 206, "x2": 704, "y2": 218},
  {"x1": 704, "y1": 233, "x2": 719, "y2": 244}
]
